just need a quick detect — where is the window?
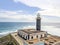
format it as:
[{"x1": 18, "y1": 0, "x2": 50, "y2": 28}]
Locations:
[
  {"x1": 28, "y1": 35, "x2": 29, "y2": 40},
  {"x1": 26, "y1": 36, "x2": 27, "y2": 40},
  {"x1": 31, "y1": 36, "x2": 33, "y2": 39},
  {"x1": 41, "y1": 35, "x2": 42, "y2": 38},
  {"x1": 37, "y1": 35, "x2": 38, "y2": 38}
]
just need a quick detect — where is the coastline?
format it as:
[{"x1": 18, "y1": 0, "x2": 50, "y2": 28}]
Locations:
[
  {"x1": 0, "y1": 30, "x2": 60, "y2": 38},
  {"x1": 0, "y1": 30, "x2": 17, "y2": 38},
  {"x1": 0, "y1": 31, "x2": 60, "y2": 45},
  {"x1": 0, "y1": 34, "x2": 9, "y2": 38}
]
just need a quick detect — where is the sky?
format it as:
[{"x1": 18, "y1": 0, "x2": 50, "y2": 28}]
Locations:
[{"x1": 0, "y1": 0, "x2": 60, "y2": 22}]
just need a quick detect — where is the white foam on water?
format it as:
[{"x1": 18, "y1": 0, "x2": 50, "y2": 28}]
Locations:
[
  {"x1": 42, "y1": 26, "x2": 60, "y2": 36},
  {"x1": 0, "y1": 30, "x2": 17, "y2": 35},
  {"x1": 22, "y1": 26, "x2": 35, "y2": 29},
  {"x1": 22, "y1": 25, "x2": 60, "y2": 36},
  {"x1": 0, "y1": 25, "x2": 60, "y2": 37}
]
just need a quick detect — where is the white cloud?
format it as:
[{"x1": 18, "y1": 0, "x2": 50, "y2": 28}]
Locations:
[
  {"x1": 14, "y1": 0, "x2": 60, "y2": 17},
  {"x1": 38, "y1": 9, "x2": 60, "y2": 17},
  {"x1": 0, "y1": 10, "x2": 60, "y2": 22},
  {"x1": 0, "y1": 10, "x2": 36, "y2": 22}
]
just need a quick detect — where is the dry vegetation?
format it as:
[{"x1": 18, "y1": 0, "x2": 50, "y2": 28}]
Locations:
[{"x1": 0, "y1": 34, "x2": 19, "y2": 45}]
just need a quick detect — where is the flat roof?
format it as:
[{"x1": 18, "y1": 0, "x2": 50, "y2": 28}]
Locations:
[{"x1": 19, "y1": 29, "x2": 46, "y2": 34}]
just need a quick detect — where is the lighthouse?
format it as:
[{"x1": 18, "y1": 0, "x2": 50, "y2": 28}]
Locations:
[{"x1": 36, "y1": 13, "x2": 41, "y2": 31}]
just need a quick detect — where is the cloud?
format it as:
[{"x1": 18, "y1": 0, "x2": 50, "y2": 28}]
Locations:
[
  {"x1": 0, "y1": 10, "x2": 60, "y2": 23},
  {"x1": 0, "y1": 10, "x2": 36, "y2": 22},
  {"x1": 38, "y1": 9, "x2": 60, "y2": 17},
  {"x1": 0, "y1": 0, "x2": 40, "y2": 14},
  {"x1": 14, "y1": 0, "x2": 60, "y2": 17}
]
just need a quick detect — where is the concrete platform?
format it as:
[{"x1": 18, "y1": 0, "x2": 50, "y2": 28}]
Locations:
[
  {"x1": 11, "y1": 32, "x2": 60, "y2": 45},
  {"x1": 11, "y1": 32, "x2": 24, "y2": 45}
]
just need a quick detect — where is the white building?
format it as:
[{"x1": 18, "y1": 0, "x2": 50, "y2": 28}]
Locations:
[{"x1": 18, "y1": 29, "x2": 47, "y2": 40}]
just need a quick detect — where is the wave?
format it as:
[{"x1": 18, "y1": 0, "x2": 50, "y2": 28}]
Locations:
[
  {"x1": 0, "y1": 25, "x2": 60, "y2": 37},
  {"x1": 42, "y1": 26, "x2": 60, "y2": 36},
  {"x1": 0, "y1": 30, "x2": 17, "y2": 35},
  {"x1": 22, "y1": 25, "x2": 35, "y2": 29},
  {"x1": 0, "y1": 25, "x2": 35, "y2": 36}
]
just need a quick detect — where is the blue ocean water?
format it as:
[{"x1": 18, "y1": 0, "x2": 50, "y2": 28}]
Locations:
[
  {"x1": 0, "y1": 22, "x2": 60, "y2": 36},
  {"x1": 0, "y1": 22, "x2": 35, "y2": 35}
]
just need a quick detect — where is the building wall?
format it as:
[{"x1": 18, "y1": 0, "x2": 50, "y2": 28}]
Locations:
[
  {"x1": 18, "y1": 30, "x2": 47, "y2": 40},
  {"x1": 29, "y1": 32, "x2": 47, "y2": 40},
  {"x1": 18, "y1": 30, "x2": 30, "y2": 40}
]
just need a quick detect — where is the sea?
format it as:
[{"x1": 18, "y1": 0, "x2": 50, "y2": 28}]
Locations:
[{"x1": 0, "y1": 22, "x2": 60, "y2": 37}]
